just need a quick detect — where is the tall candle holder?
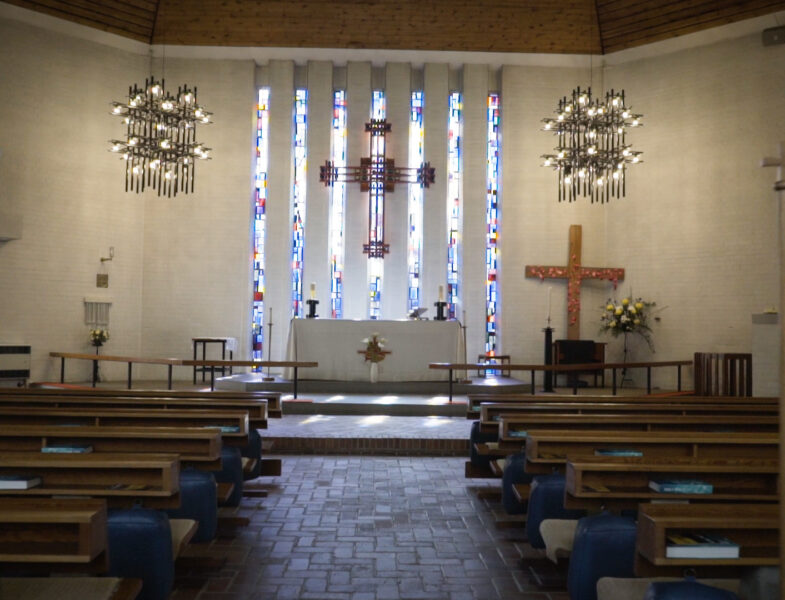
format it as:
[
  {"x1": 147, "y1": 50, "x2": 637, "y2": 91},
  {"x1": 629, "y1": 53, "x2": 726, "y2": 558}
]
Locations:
[
  {"x1": 306, "y1": 299, "x2": 319, "y2": 319},
  {"x1": 542, "y1": 319, "x2": 555, "y2": 393},
  {"x1": 434, "y1": 301, "x2": 447, "y2": 321}
]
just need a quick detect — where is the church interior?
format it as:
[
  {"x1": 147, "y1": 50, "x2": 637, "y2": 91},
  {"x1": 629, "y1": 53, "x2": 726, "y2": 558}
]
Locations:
[{"x1": 1, "y1": 1, "x2": 784, "y2": 599}]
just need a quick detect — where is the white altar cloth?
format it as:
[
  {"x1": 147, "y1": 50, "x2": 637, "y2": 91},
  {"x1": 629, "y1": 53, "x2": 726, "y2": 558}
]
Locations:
[{"x1": 284, "y1": 319, "x2": 464, "y2": 381}]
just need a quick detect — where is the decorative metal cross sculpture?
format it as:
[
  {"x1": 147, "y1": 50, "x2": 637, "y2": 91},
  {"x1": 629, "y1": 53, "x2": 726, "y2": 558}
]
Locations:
[
  {"x1": 320, "y1": 119, "x2": 435, "y2": 258},
  {"x1": 525, "y1": 224, "x2": 625, "y2": 340}
]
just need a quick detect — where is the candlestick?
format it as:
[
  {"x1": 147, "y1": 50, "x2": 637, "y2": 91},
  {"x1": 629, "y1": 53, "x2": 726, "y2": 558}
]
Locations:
[{"x1": 547, "y1": 286, "x2": 552, "y2": 323}]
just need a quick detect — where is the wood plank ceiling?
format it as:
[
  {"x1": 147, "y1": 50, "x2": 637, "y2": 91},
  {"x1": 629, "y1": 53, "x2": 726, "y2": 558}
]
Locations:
[{"x1": 4, "y1": 0, "x2": 785, "y2": 54}]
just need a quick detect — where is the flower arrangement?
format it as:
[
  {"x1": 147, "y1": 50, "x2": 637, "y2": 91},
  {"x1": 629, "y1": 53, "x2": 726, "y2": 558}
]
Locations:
[
  {"x1": 600, "y1": 297, "x2": 655, "y2": 351},
  {"x1": 90, "y1": 328, "x2": 110, "y2": 346},
  {"x1": 360, "y1": 333, "x2": 388, "y2": 363}
]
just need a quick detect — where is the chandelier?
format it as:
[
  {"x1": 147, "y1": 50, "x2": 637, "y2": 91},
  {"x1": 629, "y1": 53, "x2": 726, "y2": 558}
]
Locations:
[
  {"x1": 541, "y1": 87, "x2": 642, "y2": 203},
  {"x1": 109, "y1": 77, "x2": 212, "y2": 196}
]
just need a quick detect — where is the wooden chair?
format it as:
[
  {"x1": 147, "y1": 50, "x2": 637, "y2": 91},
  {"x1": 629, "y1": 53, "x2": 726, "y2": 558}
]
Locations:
[{"x1": 694, "y1": 352, "x2": 753, "y2": 396}]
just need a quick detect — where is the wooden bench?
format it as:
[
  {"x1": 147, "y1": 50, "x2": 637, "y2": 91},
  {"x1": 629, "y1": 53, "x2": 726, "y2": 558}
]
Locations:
[
  {"x1": 0, "y1": 425, "x2": 223, "y2": 470},
  {"x1": 635, "y1": 502, "x2": 778, "y2": 577},
  {"x1": 467, "y1": 393, "x2": 778, "y2": 418},
  {"x1": 523, "y1": 430, "x2": 779, "y2": 475},
  {"x1": 0, "y1": 406, "x2": 249, "y2": 445},
  {"x1": 497, "y1": 413, "x2": 778, "y2": 443},
  {"x1": 1, "y1": 386, "x2": 280, "y2": 421},
  {"x1": 564, "y1": 456, "x2": 779, "y2": 510},
  {"x1": 0, "y1": 497, "x2": 108, "y2": 571},
  {"x1": 0, "y1": 577, "x2": 142, "y2": 600},
  {"x1": 0, "y1": 452, "x2": 181, "y2": 509}
]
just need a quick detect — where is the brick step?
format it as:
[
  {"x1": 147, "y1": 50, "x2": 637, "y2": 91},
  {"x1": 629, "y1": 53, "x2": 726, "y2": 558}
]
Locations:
[{"x1": 266, "y1": 436, "x2": 469, "y2": 456}]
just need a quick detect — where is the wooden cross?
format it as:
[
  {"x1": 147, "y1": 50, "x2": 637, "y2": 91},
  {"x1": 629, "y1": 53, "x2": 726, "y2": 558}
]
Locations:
[
  {"x1": 525, "y1": 224, "x2": 624, "y2": 340},
  {"x1": 320, "y1": 119, "x2": 434, "y2": 258}
]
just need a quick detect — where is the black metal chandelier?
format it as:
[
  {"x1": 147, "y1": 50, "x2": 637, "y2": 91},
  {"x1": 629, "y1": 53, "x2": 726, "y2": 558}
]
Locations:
[
  {"x1": 541, "y1": 87, "x2": 642, "y2": 203},
  {"x1": 109, "y1": 77, "x2": 212, "y2": 196}
]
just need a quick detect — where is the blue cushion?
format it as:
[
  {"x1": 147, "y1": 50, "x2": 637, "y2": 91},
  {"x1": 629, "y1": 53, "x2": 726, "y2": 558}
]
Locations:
[
  {"x1": 525, "y1": 473, "x2": 585, "y2": 548},
  {"x1": 567, "y1": 512, "x2": 636, "y2": 600},
  {"x1": 215, "y1": 446, "x2": 243, "y2": 506},
  {"x1": 501, "y1": 451, "x2": 534, "y2": 514},
  {"x1": 645, "y1": 580, "x2": 739, "y2": 599},
  {"x1": 165, "y1": 467, "x2": 217, "y2": 542},
  {"x1": 469, "y1": 420, "x2": 499, "y2": 469},
  {"x1": 240, "y1": 428, "x2": 262, "y2": 480},
  {"x1": 106, "y1": 508, "x2": 173, "y2": 600}
]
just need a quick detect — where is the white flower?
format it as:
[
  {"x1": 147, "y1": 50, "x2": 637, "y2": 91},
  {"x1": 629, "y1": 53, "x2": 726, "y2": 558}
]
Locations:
[{"x1": 361, "y1": 338, "x2": 369, "y2": 344}]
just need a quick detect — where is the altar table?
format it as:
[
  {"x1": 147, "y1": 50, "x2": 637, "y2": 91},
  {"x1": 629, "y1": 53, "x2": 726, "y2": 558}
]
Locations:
[{"x1": 285, "y1": 319, "x2": 464, "y2": 381}]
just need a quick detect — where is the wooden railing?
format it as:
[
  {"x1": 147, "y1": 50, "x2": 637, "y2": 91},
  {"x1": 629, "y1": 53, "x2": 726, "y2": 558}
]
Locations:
[
  {"x1": 429, "y1": 360, "x2": 692, "y2": 402},
  {"x1": 49, "y1": 352, "x2": 317, "y2": 396}
]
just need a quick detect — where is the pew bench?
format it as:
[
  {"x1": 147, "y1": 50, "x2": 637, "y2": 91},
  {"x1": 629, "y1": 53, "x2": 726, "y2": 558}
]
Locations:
[
  {"x1": 0, "y1": 393, "x2": 270, "y2": 428},
  {"x1": 564, "y1": 456, "x2": 779, "y2": 511},
  {"x1": 635, "y1": 503, "x2": 779, "y2": 578},
  {"x1": 0, "y1": 452, "x2": 181, "y2": 509},
  {"x1": 0, "y1": 577, "x2": 142, "y2": 600}
]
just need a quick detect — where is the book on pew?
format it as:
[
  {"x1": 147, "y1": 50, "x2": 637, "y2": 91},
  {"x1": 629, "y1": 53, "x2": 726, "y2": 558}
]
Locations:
[
  {"x1": 649, "y1": 479, "x2": 713, "y2": 494},
  {"x1": 0, "y1": 474, "x2": 42, "y2": 489},
  {"x1": 594, "y1": 448, "x2": 643, "y2": 457},
  {"x1": 42, "y1": 444, "x2": 93, "y2": 454},
  {"x1": 665, "y1": 532, "x2": 740, "y2": 559},
  {"x1": 508, "y1": 430, "x2": 527, "y2": 438}
]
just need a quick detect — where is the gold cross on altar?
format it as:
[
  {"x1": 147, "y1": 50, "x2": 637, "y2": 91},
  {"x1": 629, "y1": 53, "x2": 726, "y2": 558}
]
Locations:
[{"x1": 525, "y1": 224, "x2": 624, "y2": 340}]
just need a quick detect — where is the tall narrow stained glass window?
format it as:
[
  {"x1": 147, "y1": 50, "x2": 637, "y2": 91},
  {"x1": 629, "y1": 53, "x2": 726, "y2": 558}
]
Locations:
[
  {"x1": 407, "y1": 91, "x2": 424, "y2": 312},
  {"x1": 329, "y1": 90, "x2": 347, "y2": 319},
  {"x1": 486, "y1": 93, "x2": 500, "y2": 355},
  {"x1": 251, "y1": 88, "x2": 270, "y2": 360},
  {"x1": 291, "y1": 89, "x2": 308, "y2": 318},
  {"x1": 447, "y1": 92, "x2": 462, "y2": 319},
  {"x1": 368, "y1": 90, "x2": 386, "y2": 319}
]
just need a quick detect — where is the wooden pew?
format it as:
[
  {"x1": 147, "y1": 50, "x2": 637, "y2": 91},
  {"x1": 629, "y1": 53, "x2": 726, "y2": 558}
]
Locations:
[
  {"x1": 563, "y1": 456, "x2": 779, "y2": 510},
  {"x1": 0, "y1": 577, "x2": 142, "y2": 600},
  {"x1": 0, "y1": 452, "x2": 181, "y2": 509},
  {"x1": 635, "y1": 503, "x2": 778, "y2": 577},
  {"x1": 0, "y1": 497, "x2": 109, "y2": 572},
  {"x1": 523, "y1": 430, "x2": 779, "y2": 475},
  {"x1": 1, "y1": 387, "x2": 280, "y2": 421},
  {"x1": 467, "y1": 393, "x2": 778, "y2": 418},
  {"x1": 498, "y1": 413, "x2": 778, "y2": 442},
  {"x1": 0, "y1": 394, "x2": 268, "y2": 428},
  {"x1": 0, "y1": 406, "x2": 249, "y2": 445},
  {"x1": 0, "y1": 425, "x2": 222, "y2": 470}
]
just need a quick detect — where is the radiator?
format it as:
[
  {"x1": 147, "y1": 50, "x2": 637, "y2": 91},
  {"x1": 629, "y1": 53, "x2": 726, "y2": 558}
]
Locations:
[{"x1": 0, "y1": 345, "x2": 31, "y2": 384}]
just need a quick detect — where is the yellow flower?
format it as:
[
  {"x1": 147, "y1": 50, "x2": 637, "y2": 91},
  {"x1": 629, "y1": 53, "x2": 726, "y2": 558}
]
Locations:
[
  {"x1": 633, "y1": 319, "x2": 641, "y2": 325},
  {"x1": 609, "y1": 321, "x2": 616, "y2": 327},
  {"x1": 628, "y1": 307, "x2": 636, "y2": 315},
  {"x1": 635, "y1": 302, "x2": 643, "y2": 310},
  {"x1": 606, "y1": 304, "x2": 614, "y2": 311},
  {"x1": 622, "y1": 298, "x2": 630, "y2": 305},
  {"x1": 615, "y1": 307, "x2": 623, "y2": 315}
]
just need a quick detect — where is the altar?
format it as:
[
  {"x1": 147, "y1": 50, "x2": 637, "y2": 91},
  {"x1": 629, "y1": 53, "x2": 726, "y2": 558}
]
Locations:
[{"x1": 284, "y1": 319, "x2": 464, "y2": 381}]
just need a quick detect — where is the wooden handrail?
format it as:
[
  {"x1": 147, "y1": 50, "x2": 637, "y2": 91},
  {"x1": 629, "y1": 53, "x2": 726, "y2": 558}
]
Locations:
[
  {"x1": 429, "y1": 360, "x2": 693, "y2": 401},
  {"x1": 49, "y1": 352, "x2": 317, "y2": 395}
]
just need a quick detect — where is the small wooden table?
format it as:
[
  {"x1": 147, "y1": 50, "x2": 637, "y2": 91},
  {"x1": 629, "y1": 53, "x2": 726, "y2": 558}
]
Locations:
[{"x1": 193, "y1": 337, "x2": 234, "y2": 383}]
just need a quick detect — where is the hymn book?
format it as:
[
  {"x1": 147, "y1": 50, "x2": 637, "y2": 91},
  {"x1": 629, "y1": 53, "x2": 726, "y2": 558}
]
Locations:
[
  {"x1": 665, "y1": 532, "x2": 740, "y2": 559},
  {"x1": 649, "y1": 479, "x2": 713, "y2": 494},
  {"x1": 0, "y1": 474, "x2": 42, "y2": 489}
]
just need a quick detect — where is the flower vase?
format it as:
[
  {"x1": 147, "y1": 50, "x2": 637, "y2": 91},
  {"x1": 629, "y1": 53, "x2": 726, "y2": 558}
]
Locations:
[{"x1": 369, "y1": 362, "x2": 378, "y2": 384}]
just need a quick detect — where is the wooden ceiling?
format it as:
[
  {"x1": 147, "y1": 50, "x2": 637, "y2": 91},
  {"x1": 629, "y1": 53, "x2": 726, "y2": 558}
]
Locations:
[{"x1": 5, "y1": 0, "x2": 785, "y2": 54}]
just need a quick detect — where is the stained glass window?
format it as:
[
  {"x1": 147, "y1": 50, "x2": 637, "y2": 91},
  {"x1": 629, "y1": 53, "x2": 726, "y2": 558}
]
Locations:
[
  {"x1": 486, "y1": 93, "x2": 500, "y2": 356},
  {"x1": 368, "y1": 90, "x2": 386, "y2": 319},
  {"x1": 447, "y1": 92, "x2": 462, "y2": 319},
  {"x1": 407, "y1": 91, "x2": 424, "y2": 312},
  {"x1": 251, "y1": 88, "x2": 270, "y2": 360},
  {"x1": 291, "y1": 89, "x2": 308, "y2": 318},
  {"x1": 329, "y1": 90, "x2": 347, "y2": 319}
]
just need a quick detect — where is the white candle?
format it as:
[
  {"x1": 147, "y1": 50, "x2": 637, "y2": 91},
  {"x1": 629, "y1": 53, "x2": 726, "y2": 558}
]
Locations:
[
  {"x1": 547, "y1": 286, "x2": 552, "y2": 322},
  {"x1": 309, "y1": 282, "x2": 316, "y2": 300},
  {"x1": 438, "y1": 285, "x2": 444, "y2": 302}
]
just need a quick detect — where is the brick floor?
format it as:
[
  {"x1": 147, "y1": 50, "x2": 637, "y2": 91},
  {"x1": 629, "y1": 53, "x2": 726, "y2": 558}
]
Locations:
[{"x1": 174, "y1": 455, "x2": 569, "y2": 600}]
